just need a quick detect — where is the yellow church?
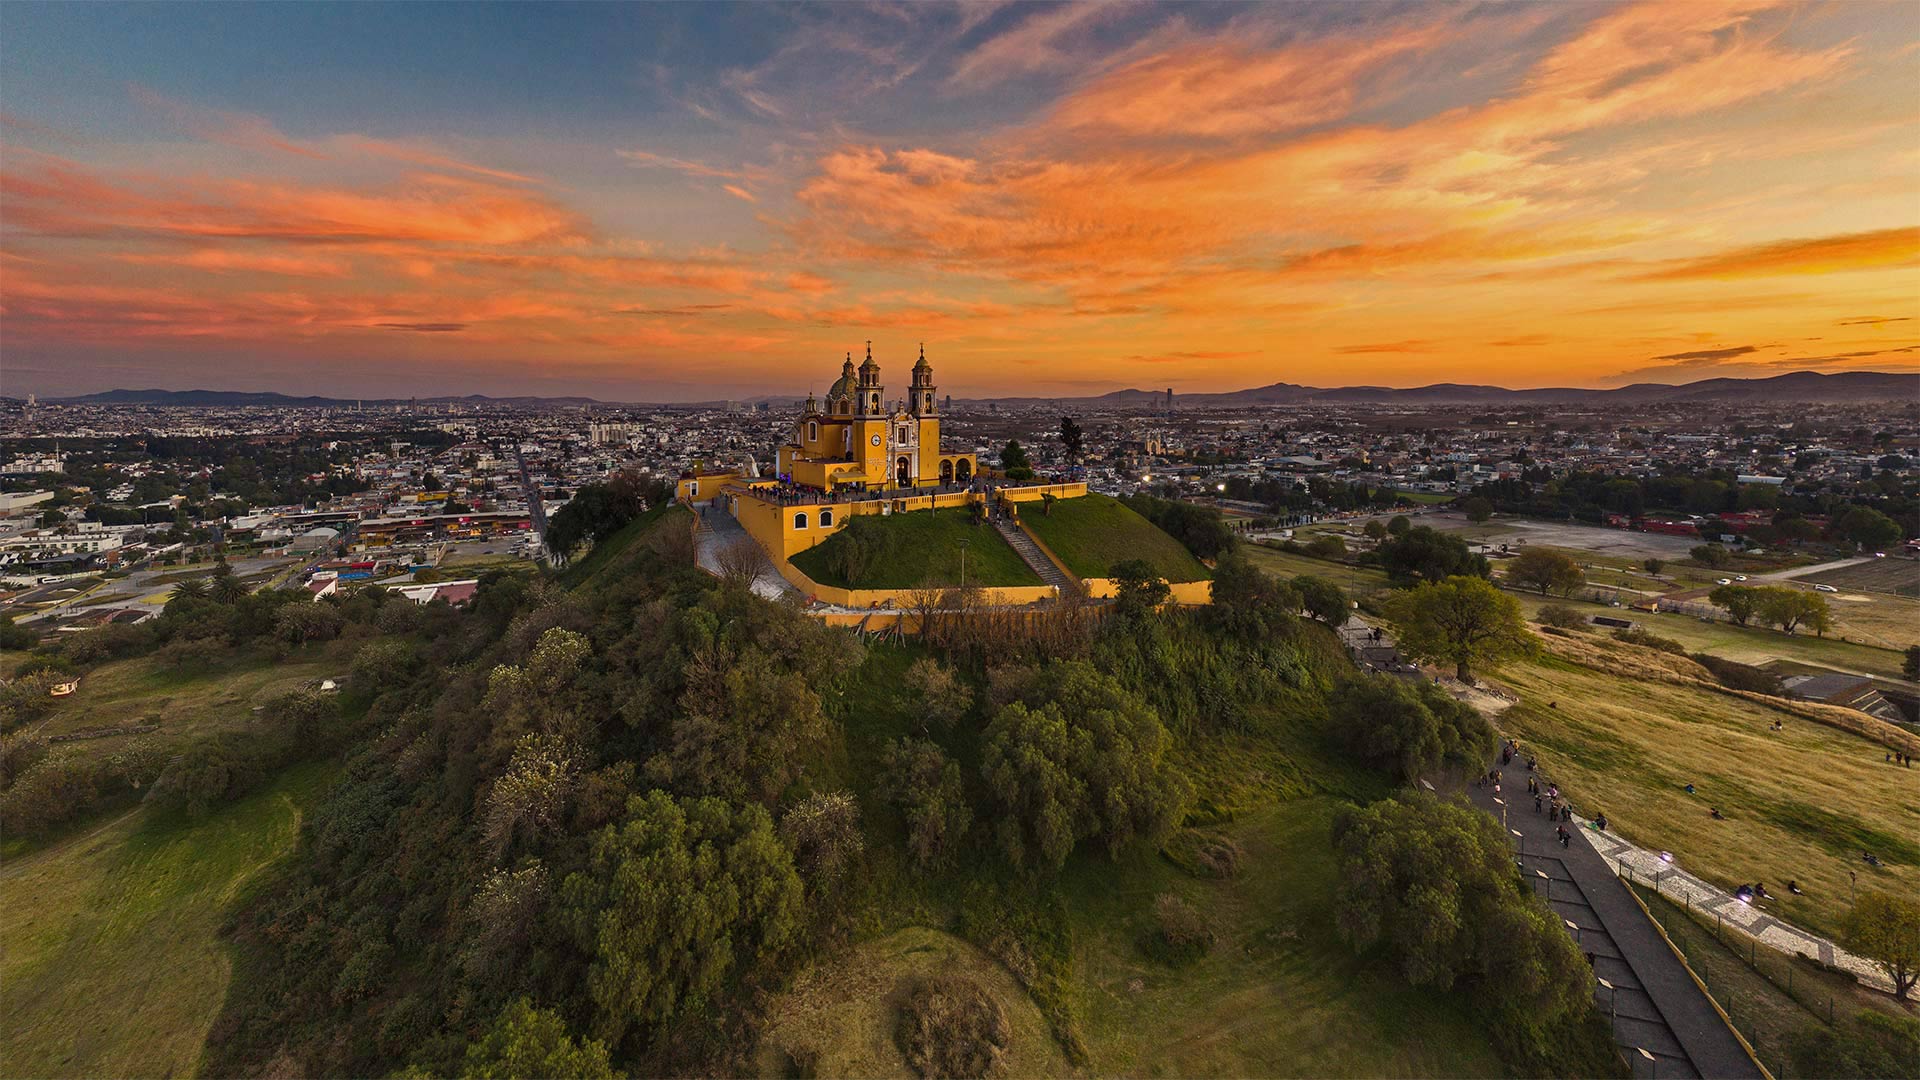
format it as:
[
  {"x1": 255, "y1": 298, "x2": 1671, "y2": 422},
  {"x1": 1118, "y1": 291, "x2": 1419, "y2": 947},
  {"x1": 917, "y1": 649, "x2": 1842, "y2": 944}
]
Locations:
[{"x1": 775, "y1": 344, "x2": 977, "y2": 492}]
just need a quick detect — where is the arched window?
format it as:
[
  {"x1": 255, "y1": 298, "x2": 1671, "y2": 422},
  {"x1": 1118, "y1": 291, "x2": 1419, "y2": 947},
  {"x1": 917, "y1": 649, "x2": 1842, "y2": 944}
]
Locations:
[
  {"x1": 793, "y1": 512, "x2": 808, "y2": 530},
  {"x1": 807, "y1": 420, "x2": 818, "y2": 442},
  {"x1": 819, "y1": 509, "x2": 834, "y2": 527}
]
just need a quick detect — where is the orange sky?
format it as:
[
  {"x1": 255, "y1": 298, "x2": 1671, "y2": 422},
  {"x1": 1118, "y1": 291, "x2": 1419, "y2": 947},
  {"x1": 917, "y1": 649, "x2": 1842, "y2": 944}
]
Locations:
[{"x1": 3, "y1": 1, "x2": 1918, "y2": 399}]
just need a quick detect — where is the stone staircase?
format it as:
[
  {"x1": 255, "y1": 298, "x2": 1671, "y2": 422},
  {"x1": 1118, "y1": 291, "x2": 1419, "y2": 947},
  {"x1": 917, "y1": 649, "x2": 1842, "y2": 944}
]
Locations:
[{"x1": 994, "y1": 517, "x2": 1073, "y2": 590}]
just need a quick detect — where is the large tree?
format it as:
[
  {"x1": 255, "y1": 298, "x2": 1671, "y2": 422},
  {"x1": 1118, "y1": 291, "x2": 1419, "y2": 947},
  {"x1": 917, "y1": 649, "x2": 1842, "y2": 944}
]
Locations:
[
  {"x1": 1835, "y1": 506, "x2": 1903, "y2": 550},
  {"x1": 559, "y1": 791, "x2": 805, "y2": 1046},
  {"x1": 462, "y1": 999, "x2": 621, "y2": 1080},
  {"x1": 1377, "y1": 526, "x2": 1489, "y2": 586},
  {"x1": 1505, "y1": 548, "x2": 1584, "y2": 596},
  {"x1": 980, "y1": 661, "x2": 1190, "y2": 873},
  {"x1": 1844, "y1": 891, "x2": 1920, "y2": 1001},
  {"x1": 1709, "y1": 584, "x2": 1762, "y2": 626},
  {"x1": 1329, "y1": 676, "x2": 1493, "y2": 783},
  {"x1": 1387, "y1": 575, "x2": 1533, "y2": 683}
]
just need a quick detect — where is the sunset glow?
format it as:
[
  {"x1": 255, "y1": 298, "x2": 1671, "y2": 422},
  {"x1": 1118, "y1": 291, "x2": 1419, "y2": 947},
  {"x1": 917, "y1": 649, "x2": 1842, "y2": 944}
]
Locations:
[{"x1": 4, "y1": 1, "x2": 1918, "y2": 398}]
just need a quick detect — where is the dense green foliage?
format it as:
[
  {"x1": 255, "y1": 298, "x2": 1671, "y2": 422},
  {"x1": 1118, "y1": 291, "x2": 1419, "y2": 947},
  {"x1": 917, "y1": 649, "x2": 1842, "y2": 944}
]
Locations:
[
  {"x1": 1120, "y1": 493, "x2": 1238, "y2": 561},
  {"x1": 1385, "y1": 575, "x2": 1534, "y2": 682},
  {"x1": 1332, "y1": 795, "x2": 1602, "y2": 1068},
  {"x1": 1328, "y1": 676, "x2": 1493, "y2": 783},
  {"x1": 1375, "y1": 526, "x2": 1490, "y2": 586}
]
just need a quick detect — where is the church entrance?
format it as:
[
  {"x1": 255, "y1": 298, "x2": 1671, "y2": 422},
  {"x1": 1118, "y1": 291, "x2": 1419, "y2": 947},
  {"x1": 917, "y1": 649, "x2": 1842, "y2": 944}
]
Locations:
[
  {"x1": 896, "y1": 456, "x2": 912, "y2": 489},
  {"x1": 939, "y1": 459, "x2": 954, "y2": 485},
  {"x1": 955, "y1": 459, "x2": 972, "y2": 483}
]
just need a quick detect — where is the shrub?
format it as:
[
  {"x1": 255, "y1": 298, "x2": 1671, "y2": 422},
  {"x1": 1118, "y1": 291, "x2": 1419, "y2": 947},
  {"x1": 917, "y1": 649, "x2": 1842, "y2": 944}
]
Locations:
[
  {"x1": 1162, "y1": 827, "x2": 1244, "y2": 879},
  {"x1": 1612, "y1": 627, "x2": 1686, "y2": 655},
  {"x1": 1328, "y1": 675, "x2": 1493, "y2": 782},
  {"x1": 1537, "y1": 603, "x2": 1586, "y2": 630},
  {"x1": 779, "y1": 791, "x2": 865, "y2": 893},
  {"x1": 879, "y1": 737, "x2": 973, "y2": 871},
  {"x1": 895, "y1": 975, "x2": 1011, "y2": 1080},
  {"x1": 1689, "y1": 653, "x2": 1783, "y2": 695},
  {"x1": 1146, "y1": 893, "x2": 1215, "y2": 965}
]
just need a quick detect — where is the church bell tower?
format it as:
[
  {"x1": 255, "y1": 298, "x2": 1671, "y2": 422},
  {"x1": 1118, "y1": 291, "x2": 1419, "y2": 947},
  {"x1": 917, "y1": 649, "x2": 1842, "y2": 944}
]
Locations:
[{"x1": 910, "y1": 342, "x2": 936, "y2": 417}]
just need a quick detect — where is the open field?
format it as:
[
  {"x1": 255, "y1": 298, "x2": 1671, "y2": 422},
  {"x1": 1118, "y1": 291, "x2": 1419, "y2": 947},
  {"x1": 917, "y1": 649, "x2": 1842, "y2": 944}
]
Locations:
[
  {"x1": 1059, "y1": 799, "x2": 1508, "y2": 1077},
  {"x1": 19, "y1": 643, "x2": 353, "y2": 754},
  {"x1": 1241, "y1": 544, "x2": 1391, "y2": 597},
  {"x1": 1486, "y1": 645, "x2": 1919, "y2": 939},
  {"x1": 1021, "y1": 493, "x2": 1211, "y2": 582},
  {"x1": 0, "y1": 763, "x2": 328, "y2": 1079},
  {"x1": 1800, "y1": 557, "x2": 1920, "y2": 599},
  {"x1": 792, "y1": 507, "x2": 1042, "y2": 589},
  {"x1": 1508, "y1": 593, "x2": 1912, "y2": 679},
  {"x1": 1417, "y1": 512, "x2": 1712, "y2": 560}
]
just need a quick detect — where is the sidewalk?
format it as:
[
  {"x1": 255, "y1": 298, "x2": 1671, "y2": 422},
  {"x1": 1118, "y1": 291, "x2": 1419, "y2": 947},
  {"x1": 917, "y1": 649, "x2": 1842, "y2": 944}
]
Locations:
[
  {"x1": 1580, "y1": 821, "x2": 1894, "y2": 994},
  {"x1": 1466, "y1": 770, "x2": 1765, "y2": 1079}
]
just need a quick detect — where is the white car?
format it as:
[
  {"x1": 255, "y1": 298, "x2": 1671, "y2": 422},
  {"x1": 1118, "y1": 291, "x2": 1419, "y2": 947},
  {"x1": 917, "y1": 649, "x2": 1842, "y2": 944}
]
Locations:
[
  {"x1": 1716, "y1": 578, "x2": 1732, "y2": 586},
  {"x1": 1873, "y1": 552, "x2": 1886, "y2": 558},
  {"x1": 1734, "y1": 574, "x2": 1748, "y2": 581},
  {"x1": 1813, "y1": 583, "x2": 1839, "y2": 593}
]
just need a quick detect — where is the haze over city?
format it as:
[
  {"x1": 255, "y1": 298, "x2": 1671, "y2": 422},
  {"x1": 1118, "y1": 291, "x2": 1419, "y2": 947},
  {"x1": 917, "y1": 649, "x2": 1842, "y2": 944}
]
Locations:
[{"x1": 4, "y1": 0, "x2": 1918, "y2": 400}]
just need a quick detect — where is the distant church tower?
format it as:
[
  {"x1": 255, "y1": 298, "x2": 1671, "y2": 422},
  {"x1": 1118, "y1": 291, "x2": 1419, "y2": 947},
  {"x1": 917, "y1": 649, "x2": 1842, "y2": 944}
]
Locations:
[
  {"x1": 910, "y1": 343, "x2": 937, "y2": 417},
  {"x1": 857, "y1": 342, "x2": 884, "y2": 416}
]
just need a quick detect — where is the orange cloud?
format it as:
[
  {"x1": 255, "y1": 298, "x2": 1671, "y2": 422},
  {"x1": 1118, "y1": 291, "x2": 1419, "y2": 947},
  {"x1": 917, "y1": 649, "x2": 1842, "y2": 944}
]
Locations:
[{"x1": 1635, "y1": 227, "x2": 1920, "y2": 281}]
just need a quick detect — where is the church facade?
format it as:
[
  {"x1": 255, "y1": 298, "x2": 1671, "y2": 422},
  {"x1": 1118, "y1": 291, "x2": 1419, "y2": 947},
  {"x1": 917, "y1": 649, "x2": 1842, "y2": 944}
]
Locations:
[{"x1": 775, "y1": 344, "x2": 976, "y2": 492}]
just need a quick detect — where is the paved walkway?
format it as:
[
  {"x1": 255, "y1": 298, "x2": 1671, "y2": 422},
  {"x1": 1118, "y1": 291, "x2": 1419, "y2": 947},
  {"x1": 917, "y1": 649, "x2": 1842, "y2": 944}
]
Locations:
[
  {"x1": 994, "y1": 518, "x2": 1072, "y2": 589},
  {"x1": 1581, "y1": 822, "x2": 1894, "y2": 994},
  {"x1": 691, "y1": 504, "x2": 803, "y2": 603},
  {"x1": 1466, "y1": 771, "x2": 1764, "y2": 1079}
]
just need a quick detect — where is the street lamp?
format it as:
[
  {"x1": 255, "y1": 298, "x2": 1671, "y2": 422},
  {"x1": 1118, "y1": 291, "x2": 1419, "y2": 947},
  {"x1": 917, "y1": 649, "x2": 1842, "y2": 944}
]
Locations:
[
  {"x1": 1598, "y1": 977, "x2": 1616, "y2": 1021},
  {"x1": 1637, "y1": 1047, "x2": 1656, "y2": 1079},
  {"x1": 958, "y1": 537, "x2": 970, "y2": 591}
]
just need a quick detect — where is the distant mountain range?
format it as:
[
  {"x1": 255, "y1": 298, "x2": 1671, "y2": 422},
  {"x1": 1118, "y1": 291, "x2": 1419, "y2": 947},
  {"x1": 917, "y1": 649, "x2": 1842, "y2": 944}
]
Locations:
[{"x1": 40, "y1": 370, "x2": 1918, "y2": 410}]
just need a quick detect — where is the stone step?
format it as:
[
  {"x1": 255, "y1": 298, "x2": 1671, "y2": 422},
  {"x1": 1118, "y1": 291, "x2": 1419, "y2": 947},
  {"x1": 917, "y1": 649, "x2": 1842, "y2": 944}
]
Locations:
[{"x1": 994, "y1": 518, "x2": 1072, "y2": 589}]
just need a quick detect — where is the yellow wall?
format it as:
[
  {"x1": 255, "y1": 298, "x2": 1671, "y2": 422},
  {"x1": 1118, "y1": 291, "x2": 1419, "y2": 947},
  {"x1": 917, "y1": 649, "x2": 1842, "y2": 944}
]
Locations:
[{"x1": 677, "y1": 472, "x2": 739, "y2": 503}]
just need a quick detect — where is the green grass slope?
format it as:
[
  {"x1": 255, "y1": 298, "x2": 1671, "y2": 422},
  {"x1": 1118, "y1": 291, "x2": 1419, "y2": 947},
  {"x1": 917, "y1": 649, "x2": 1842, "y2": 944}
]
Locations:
[
  {"x1": 0, "y1": 763, "x2": 330, "y2": 1079},
  {"x1": 1488, "y1": 645, "x2": 1918, "y2": 939},
  {"x1": 791, "y1": 507, "x2": 1042, "y2": 589},
  {"x1": 1021, "y1": 493, "x2": 1211, "y2": 582}
]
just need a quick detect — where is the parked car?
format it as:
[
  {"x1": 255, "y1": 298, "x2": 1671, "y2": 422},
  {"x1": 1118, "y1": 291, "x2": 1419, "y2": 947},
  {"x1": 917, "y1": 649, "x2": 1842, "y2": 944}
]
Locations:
[
  {"x1": 1716, "y1": 578, "x2": 1732, "y2": 585},
  {"x1": 1813, "y1": 583, "x2": 1839, "y2": 593}
]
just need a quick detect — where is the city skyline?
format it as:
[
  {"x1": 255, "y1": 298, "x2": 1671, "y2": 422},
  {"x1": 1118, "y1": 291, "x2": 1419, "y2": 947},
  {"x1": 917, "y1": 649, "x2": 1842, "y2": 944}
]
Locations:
[{"x1": 4, "y1": 0, "x2": 1919, "y2": 400}]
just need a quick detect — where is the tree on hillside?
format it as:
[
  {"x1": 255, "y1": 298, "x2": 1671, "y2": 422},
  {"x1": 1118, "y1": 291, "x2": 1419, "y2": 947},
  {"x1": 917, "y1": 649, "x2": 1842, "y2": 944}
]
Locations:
[
  {"x1": 1329, "y1": 676, "x2": 1492, "y2": 782},
  {"x1": 779, "y1": 791, "x2": 865, "y2": 894},
  {"x1": 650, "y1": 642, "x2": 830, "y2": 805},
  {"x1": 902, "y1": 657, "x2": 973, "y2": 732},
  {"x1": 1642, "y1": 557, "x2": 1664, "y2": 576},
  {"x1": 1377, "y1": 526, "x2": 1489, "y2": 586},
  {"x1": 1387, "y1": 575, "x2": 1533, "y2": 683},
  {"x1": 1292, "y1": 574, "x2": 1349, "y2": 625},
  {"x1": 1059, "y1": 416, "x2": 1084, "y2": 465},
  {"x1": 559, "y1": 791, "x2": 804, "y2": 1046},
  {"x1": 1709, "y1": 584, "x2": 1763, "y2": 626},
  {"x1": 1387, "y1": 514, "x2": 1412, "y2": 537},
  {"x1": 1330, "y1": 795, "x2": 1593, "y2": 1050},
  {"x1": 879, "y1": 737, "x2": 973, "y2": 870},
  {"x1": 714, "y1": 537, "x2": 771, "y2": 591},
  {"x1": 463, "y1": 999, "x2": 620, "y2": 1080},
  {"x1": 1506, "y1": 548, "x2": 1584, "y2": 596},
  {"x1": 1844, "y1": 891, "x2": 1920, "y2": 1001},
  {"x1": 1109, "y1": 559, "x2": 1171, "y2": 619},
  {"x1": 1904, "y1": 645, "x2": 1920, "y2": 681},
  {"x1": 1462, "y1": 496, "x2": 1494, "y2": 523},
  {"x1": 980, "y1": 662, "x2": 1189, "y2": 873},
  {"x1": 1363, "y1": 520, "x2": 1388, "y2": 541}
]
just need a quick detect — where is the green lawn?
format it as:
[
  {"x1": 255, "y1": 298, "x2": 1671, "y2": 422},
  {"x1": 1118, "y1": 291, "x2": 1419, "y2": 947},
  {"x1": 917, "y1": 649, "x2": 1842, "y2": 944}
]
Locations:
[
  {"x1": 792, "y1": 507, "x2": 1042, "y2": 589},
  {"x1": 1020, "y1": 493, "x2": 1211, "y2": 582},
  {"x1": 1058, "y1": 799, "x2": 1508, "y2": 1078},
  {"x1": 0, "y1": 763, "x2": 330, "y2": 1079},
  {"x1": 1487, "y1": 645, "x2": 1918, "y2": 940},
  {"x1": 1242, "y1": 544, "x2": 1391, "y2": 597},
  {"x1": 22, "y1": 643, "x2": 352, "y2": 755}
]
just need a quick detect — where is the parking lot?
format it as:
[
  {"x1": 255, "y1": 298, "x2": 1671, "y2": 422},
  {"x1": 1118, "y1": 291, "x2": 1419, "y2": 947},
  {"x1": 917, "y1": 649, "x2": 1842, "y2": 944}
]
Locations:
[{"x1": 1801, "y1": 557, "x2": 1920, "y2": 599}]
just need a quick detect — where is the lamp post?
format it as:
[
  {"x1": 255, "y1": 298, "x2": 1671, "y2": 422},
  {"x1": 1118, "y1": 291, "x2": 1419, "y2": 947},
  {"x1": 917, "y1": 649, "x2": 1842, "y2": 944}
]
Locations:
[
  {"x1": 1598, "y1": 976, "x2": 1616, "y2": 1021},
  {"x1": 958, "y1": 537, "x2": 969, "y2": 591},
  {"x1": 1637, "y1": 1047, "x2": 1656, "y2": 1079}
]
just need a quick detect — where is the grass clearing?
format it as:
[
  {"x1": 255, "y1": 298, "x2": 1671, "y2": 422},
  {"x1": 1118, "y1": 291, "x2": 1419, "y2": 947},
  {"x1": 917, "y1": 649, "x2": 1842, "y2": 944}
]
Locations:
[
  {"x1": 23, "y1": 643, "x2": 352, "y2": 754},
  {"x1": 1240, "y1": 545, "x2": 1390, "y2": 597},
  {"x1": 0, "y1": 763, "x2": 329, "y2": 1079},
  {"x1": 752, "y1": 926, "x2": 1070, "y2": 1078},
  {"x1": 1058, "y1": 799, "x2": 1506, "y2": 1078},
  {"x1": 1487, "y1": 643, "x2": 1918, "y2": 939},
  {"x1": 1803, "y1": 558, "x2": 1920, "y2": 599},
  {"x1": 1021, "y1": 493, "x2": 1211, "y2": 583},
  {"x1": 792, "y1": 507, "x2": 1042, "y2": 589}
]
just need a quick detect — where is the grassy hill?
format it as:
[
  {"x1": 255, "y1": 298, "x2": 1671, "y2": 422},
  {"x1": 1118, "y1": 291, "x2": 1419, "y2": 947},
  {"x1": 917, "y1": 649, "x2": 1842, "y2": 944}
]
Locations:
[
  {"x1": 791, "y1": 507, "x2": 1042, "y2": 589},
  {"x1": 0, "y1": 763, "x2": 329, "y2": 1078},
  {"x1": 1020, "y1": 493, "x2": 1211, "y2": 582},
  {"x1": 1486, "y1": 636, "x2": 1918, "y2": 940}
]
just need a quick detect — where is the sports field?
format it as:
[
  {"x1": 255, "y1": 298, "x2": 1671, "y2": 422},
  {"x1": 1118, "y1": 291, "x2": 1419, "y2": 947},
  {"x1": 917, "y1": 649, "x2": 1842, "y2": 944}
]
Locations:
[{"x1": 1799, "y1": 557, "x2": 1920, "y2": 599}]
